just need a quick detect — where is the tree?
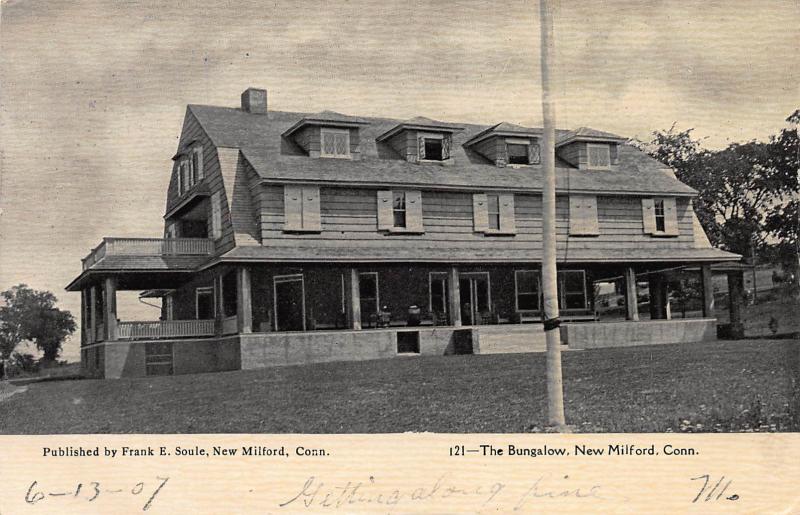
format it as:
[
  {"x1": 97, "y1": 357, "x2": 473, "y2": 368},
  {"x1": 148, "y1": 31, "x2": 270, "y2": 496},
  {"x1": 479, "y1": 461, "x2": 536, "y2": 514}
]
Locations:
[{"x1": 0, "y1": 285, "x2": 76, "y2": 363}]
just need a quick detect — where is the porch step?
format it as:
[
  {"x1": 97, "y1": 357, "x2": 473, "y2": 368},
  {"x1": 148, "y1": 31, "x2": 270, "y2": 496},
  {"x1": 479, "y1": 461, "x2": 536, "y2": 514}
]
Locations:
[{"x1": 477, "y1": 324, "x2": 547, "y2": 354}]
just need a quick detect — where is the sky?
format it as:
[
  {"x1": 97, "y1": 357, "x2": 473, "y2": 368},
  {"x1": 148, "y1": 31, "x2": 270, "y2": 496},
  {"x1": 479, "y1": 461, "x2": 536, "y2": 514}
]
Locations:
[{"x1": 1, "y1": 0, "x2": 798, "y2": 361}]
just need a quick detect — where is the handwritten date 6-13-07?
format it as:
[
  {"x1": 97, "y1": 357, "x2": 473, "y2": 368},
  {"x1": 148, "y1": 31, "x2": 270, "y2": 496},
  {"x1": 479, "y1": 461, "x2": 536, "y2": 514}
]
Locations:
[{"x1": 25, "y1": 476, "x2": 170, "y2": 512}]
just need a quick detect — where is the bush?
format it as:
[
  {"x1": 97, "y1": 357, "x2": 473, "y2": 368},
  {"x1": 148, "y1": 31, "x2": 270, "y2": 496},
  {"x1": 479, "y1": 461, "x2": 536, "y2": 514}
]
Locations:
[{"x1": 6, "y1": 352, "x2": 39, "y2": 377}]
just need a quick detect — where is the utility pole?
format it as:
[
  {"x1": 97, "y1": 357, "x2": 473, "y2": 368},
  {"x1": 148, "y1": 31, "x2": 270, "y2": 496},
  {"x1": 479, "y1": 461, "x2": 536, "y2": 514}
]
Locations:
[{"x1": 539, "y1": 0, "x2": 566, "y2": 428}]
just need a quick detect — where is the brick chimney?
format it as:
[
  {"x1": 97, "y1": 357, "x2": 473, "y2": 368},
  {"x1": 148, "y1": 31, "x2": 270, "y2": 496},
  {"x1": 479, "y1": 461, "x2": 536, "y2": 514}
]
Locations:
[{"x1": 241, "y1": 88, "x2": 267, "y2": 114}]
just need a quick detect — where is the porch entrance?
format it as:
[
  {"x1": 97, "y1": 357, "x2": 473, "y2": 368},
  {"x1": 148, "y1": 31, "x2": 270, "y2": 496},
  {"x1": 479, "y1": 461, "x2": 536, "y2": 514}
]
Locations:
[
  {"x1": 274, "y1": 275, "x2": 305, "y2": 331},
  {"x1": 459, "y1": 273, "x2": 490, "y2": 325}
]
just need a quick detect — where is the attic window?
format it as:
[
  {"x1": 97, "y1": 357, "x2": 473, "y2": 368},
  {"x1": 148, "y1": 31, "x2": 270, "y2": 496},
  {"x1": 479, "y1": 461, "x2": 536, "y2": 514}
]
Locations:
[
  {"x1": 506, "y1": 139, "x2": 530, "y2": 165},
  {"x1": 418, "y1": 133, "x2": 450, "y2": 162},
  {"x1": 321, "y1": 128, "x2": 350, "y2": 159},
  {"x1": 587, "y1": 143, "x2": 611, "y2": 169},
  {"x1": 423, "y1": 138, "x2": 443, "y2": 161}
]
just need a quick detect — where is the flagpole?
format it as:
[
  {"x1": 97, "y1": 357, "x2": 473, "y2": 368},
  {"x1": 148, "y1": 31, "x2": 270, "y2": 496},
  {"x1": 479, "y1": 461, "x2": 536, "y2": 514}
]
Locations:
[{"x1": 539, "y1": 0, "x2": 566, "y2": 428}]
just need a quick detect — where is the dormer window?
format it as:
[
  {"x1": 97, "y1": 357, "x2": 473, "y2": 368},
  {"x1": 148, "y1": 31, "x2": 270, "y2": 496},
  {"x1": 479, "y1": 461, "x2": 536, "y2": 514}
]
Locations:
[
  {"x1": 418, "y1": 132, "x2": 450, "y2": 162},
  {"x1": 587, "y1": 143, "x2": 611, "y2": 169},
  {"x1": 507, "y1": 142, "x2": 529, "y2": 164},
  {"x1": 463, "y1": 123, "x2": 542, "y2": 168},
  {"x1": 320, "y1": 128, "x2": 351, "y2": 159}
]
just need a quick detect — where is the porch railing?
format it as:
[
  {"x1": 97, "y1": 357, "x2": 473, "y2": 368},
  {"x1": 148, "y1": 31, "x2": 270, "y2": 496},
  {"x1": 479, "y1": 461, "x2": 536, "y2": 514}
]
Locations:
[
  {"x1": 82, "y1": 238, "x2": 215, "y2": 270},
  {"x1": 117, "y1": 319, "x2": 216, "y2": 340},
  {"x1": 221, "y1": 315, "x2": 238, "y2": 336}
]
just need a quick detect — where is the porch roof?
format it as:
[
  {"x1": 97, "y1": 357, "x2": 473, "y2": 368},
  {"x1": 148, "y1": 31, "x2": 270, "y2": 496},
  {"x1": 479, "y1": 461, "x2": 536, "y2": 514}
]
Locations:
[
  {"x1": 211, "y1": 245, "x2": 740, "y2": 265},
  {"x1": 66, "y1": 255, "x2": 208, "y2": 291}
]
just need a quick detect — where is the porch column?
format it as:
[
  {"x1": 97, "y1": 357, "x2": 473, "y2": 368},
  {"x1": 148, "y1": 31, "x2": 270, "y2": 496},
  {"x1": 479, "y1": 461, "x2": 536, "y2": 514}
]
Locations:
[
  {"x1": 237, "y1": 266, "x2": 253, "y2": 334},
  {"x1": 701, "y1": 264, "x2": 716, "y2": 318},
  {"x1": 80, "y1": 289, "x2": 88, "y2": 346},
  {"x1": 215, "y1": 274, "x2": 224, "y2": 335},
  {"x1": 623, "y1": 267, "x2": 639, "y2": 321},
  {"x1": 648, "y1": 274, "x2": 670, "y2": 320},
  {"x1": 448, "y1": 266, "x2": 462, "y2": 327},
  {"x1": 727, "y1": 270, "x2": 745, "y2": 338},
  {"x1": 103, "y1": 277, "x2": 117, "y2": 341},
  {"x1": 89, "y1": 286, "x2": 97, "y2": 344},
  {"x1": 347, "y1": 268, "x2": 362, "y2": 330}
]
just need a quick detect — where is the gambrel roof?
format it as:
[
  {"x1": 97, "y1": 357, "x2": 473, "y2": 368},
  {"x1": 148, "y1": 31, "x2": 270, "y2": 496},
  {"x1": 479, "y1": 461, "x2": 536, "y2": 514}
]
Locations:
[{"x1": 188, "y1": 105, "x2": 697, "y2": 196}]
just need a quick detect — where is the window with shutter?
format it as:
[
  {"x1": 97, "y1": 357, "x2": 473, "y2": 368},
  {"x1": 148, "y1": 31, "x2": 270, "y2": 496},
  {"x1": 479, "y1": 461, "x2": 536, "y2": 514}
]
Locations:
[
  {"x1": 569, "y1": 195, "x2": 599, "y2": 236},
  {"x1": 487, "y1": 194, "x2": 501, "y2": 230},
  {"x1": 405, "y1": 190, "x2": 424, "y2": 232},
  {"x1": 418, "y1": 133, "x2": 445, "y2": 161},
  {"x1": 377, "y1": 190, "x2": 393, "y2": 230},
  {"x1": 393, "y1": 192, "x2": 406, "y2": 228},
  {"x1": 472, "y1": 193, "x2": 489, "y2": 232},
  {"x1": 211, "y1": 191, "x2": 222, "y2": 239},
  {"x1": 320, "y1": 128, "x2": 351, "y2": 158},
  {"x1": 506, "y1": 138, "x2": 531, "y2": 165},
  {"x1": 498, "y1": 193, "x2": 516, "y2": 234},
  {"x1": 193, "y1": 147, "x2": 204, "y2": 180},
  {"x1": 642, "y1": 197, "x2": 680, "y2": 236},
  {"x1": 283, "y1": 185, "x2": 320, "y2": 232}
]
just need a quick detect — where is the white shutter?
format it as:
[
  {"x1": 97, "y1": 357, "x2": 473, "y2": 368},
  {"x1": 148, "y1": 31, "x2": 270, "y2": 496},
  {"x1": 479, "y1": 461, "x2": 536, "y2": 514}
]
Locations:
[
  {"x1": 195, "y1": 147, "x2": 204, "y2": 180},
  {"x1": 664, "y1": 197, "x2": 679, "y2": 236},
  {"x1": 405, "y1": 190, "x2": 424, "y2": 232},
  {"x1": 569, "y1": 195, "x2": 598, "y2": 235},
  {"x1": 377, "y1": 190, "x2": 393, "y2": 230},
  {"x1": 302, "y1": 186, "x2": 321, "y2": 231},
  {"x1": 283, "y1": 185, "x2": 303, "y2": 231},
  {"x1": 211, "y1": 191, "x2": 222, "y2": 239},
  {"x1": 642, "y1": 198, "x2": 656, "y2": 234},
  {"x1": 499, "y1": 193, "x2": 516, "y2": 233},
  {"x1": 417, "y1": 137, "x2": 426, "y2": 160},
  {"x1": 472, "y1": 193, "x2": 489, "y2": 232}
]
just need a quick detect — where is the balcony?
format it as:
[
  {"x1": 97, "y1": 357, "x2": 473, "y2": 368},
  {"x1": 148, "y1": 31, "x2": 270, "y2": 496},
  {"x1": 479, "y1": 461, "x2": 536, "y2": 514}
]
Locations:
[
  {"x1": 82, "y1": 238, "x2": 215, "y2": 270},
  {"x1": 117, "y1": 319, "x2": 216, "y2": 340}
]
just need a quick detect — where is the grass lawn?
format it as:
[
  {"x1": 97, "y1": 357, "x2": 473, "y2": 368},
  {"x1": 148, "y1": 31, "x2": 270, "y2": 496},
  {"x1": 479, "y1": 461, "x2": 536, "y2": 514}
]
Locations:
[{"x1": 1, "y1": 339, "x2": 798, "y2": 434}]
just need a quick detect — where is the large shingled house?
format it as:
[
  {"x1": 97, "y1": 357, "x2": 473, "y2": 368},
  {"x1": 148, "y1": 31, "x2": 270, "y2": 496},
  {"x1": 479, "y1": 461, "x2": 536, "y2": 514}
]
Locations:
[{"x1": 67, "y1": 88, "x2": 743, "y2": 378}]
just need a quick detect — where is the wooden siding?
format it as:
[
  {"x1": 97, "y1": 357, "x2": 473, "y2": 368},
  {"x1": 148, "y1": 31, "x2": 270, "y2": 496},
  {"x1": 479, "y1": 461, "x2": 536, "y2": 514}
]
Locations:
[
  {"x1": 557, "y1": 142, "x2": 586, "y2": 168},
  {"x1": 254, "y1": 185, "x2": 697, "y2": 254}
]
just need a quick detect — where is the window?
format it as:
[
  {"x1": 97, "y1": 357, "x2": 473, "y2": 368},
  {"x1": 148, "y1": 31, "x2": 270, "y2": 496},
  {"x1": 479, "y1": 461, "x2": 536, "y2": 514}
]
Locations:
[
  {"x1": 320, "y1": 128, "x2": 350, "y2": 158},
  {"x1": 180, "y1": 160, "x2": 191, "y2": 193},
  {"x1": 473, "y1": 193, "x2": 516, "y2": 234},
  {"x1": 191, "y1": 147, "x2": 204, "y2": 182},
  {"x1": 283, "y1": 185, "x2": 321, "y2": 232},
  {"x1": 642, "y1": 197, "x2": 678, "y2": 236},
  {"x1": 429, "y1": 273, "x2": 449, "y2": 318},
  {"x1": 654, "y1": 199, "x2": 666, "y2": 232},
  {"x1": 359, "y1": 272, "x2": 379, "y2": 324},
  {"x1": 393, "y1": 191, "x2": 407, "y2": 228},
  {"x1": 211, "y1": 191, "x2": 222, "y2": 239},
  {"x1": 506, "y1": 138, "x2": 531, "y2": 165},
  {"x1": 515, "y1": 270, "x2": 540, "y2": 311},
  {"x1": 222, "y1": 271, "x2": 237, "y2": 318},
  {"x1": 424, "y1": 138, "x2": 443, "y2": 161},
  {"x1": 557, "y1": 270, "x2": 587, "y2": 310},
  {"x1": 587, "y1": 143, "x2": 611, "y2": 169},
  {"x1": 418, "y1": 133, "x2": 450, "y2": 161},
  {"x1": 568, "y1": 195, "x2": 600, "y2": 236},
  {"x1": 377, "y1": 190, "x2": 423, "y2": 232},
  {"x1": 487, "y1": 194, "x2": 501, "y2": 230},
  {"x1": 196, "y1": 287, "x2": 215, "y2": 319}
]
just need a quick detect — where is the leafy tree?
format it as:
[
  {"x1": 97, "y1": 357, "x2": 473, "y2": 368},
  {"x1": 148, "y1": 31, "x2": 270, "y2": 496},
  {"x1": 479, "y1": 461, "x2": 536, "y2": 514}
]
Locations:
[{"x1": 0, "y1": 285, "x2": 76, "y2": 363}]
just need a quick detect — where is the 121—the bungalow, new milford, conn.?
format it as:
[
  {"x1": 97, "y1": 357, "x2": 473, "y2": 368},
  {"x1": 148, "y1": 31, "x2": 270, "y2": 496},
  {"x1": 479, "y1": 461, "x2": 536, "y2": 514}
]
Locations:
[{"x1": 66, "y1": 88, "x2": 746, "y2": 379}]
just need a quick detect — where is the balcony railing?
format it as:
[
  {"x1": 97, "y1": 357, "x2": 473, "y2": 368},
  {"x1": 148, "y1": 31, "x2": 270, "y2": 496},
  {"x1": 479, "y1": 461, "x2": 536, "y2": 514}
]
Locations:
[
  {"x1": 82, "y1": 238, "x2": 215, "y2": 270},
  {"x1": 117, "y1": 319, "x2": 216, "y2": 340}
]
